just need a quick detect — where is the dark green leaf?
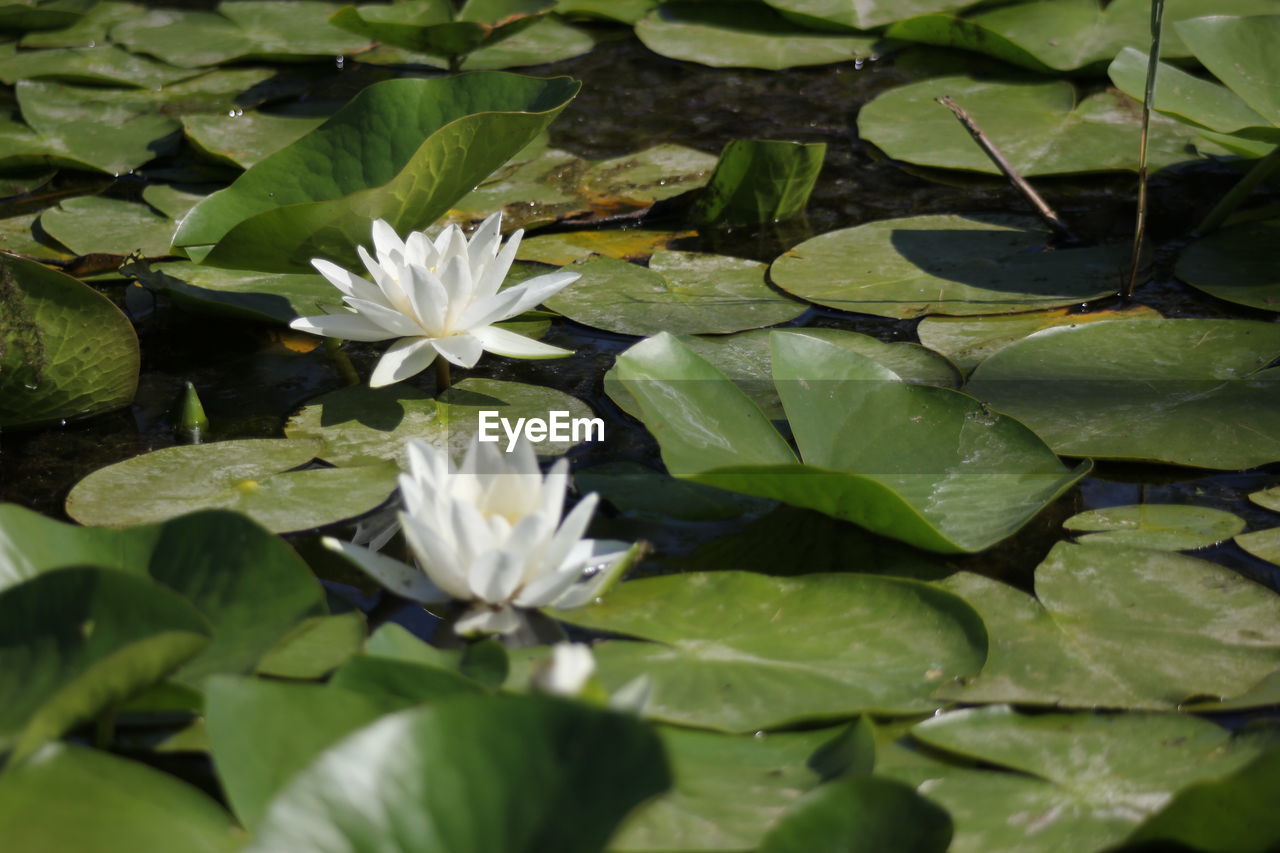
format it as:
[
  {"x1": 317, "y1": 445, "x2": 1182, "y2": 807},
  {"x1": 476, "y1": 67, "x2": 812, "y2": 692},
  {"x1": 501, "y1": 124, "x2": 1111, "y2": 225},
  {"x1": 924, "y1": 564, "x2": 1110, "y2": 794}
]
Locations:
[{"x1": 695, "y1": 139, "x2": 825, "y2": 225}]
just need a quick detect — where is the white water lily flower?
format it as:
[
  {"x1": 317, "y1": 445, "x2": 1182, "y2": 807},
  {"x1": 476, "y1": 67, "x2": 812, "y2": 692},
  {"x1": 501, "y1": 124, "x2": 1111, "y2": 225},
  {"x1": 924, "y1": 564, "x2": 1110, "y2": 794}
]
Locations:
[
  {"x1": 290, "y1": 212, "x2": 578, "y2": 387},
  {"x1": 325, "y1": 437, "x2": 635, "y2": 637},
  {"x1": 533, "y1": 643, "x2": 597, "y2": 696}
]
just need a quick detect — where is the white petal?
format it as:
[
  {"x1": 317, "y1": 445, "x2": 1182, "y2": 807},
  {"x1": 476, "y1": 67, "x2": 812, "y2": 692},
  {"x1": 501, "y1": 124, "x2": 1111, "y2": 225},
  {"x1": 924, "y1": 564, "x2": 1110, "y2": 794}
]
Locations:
[
  {"x1": 466, "y1": 212, "x2": 503, "y2": 271},
  {"x1": 454, "y1": 603, "x2": 523, "y2": 637},
  {"x1": 432, "y1": 332, "x2": 485, "y2": 368},
  {"x1": 370, "y1": 337, "x2": 438, "y2": 387},
  {"x1": 322, "y1": 537, "x2": 446, "y2": 603},
  {"x1": 342, "y1": 297, "x2": 424, "y2": 337},
  {"x1": 472, "y1": 325, "x2": 572, "y2": 359},
  {"x1": 400, "y1": 513, "x2": 471, "y2": 600},
  {"x1": 311, "y1": 258, "x2": 383, "y2": 304},
  {"x1": 514, "y1": 564, "x2": 583, "y2": 608},
  {"x1": 359, "y1": 244, "x2": 410, "y2": 313},
  {"x1": 473, "y1": 229, "x2": 522, "y2": 302},
  {"x1": 553, "y1": 541, "x2": 635, "y2": 609},
  {"x1": 371, "y1": 219, "x2": 405, "y2": 262},
  {"x1": 289, "y1": 312, "x2": 397, "y2": 342},
  {"x1": 404, "y1": 262, "x2": 448, "y2": 334},
  {"x1": 540, "y1": 493, "x2": 599, "y2": 577},
  {"x1": 506, "y1": 270, "x2": 579, "y2": 316},
  {"x1": 455, "y1": 285, "x2": 525, "y2": 330},
  {"x1": 439, "y1": 254, "x2": 475, "y2": 330},
  {"x1": 404, "y1": 230, "x2": 431, "y2": 270},
  {"x1": 533, "y1": 643, "x2": 596, "y2": 697}
]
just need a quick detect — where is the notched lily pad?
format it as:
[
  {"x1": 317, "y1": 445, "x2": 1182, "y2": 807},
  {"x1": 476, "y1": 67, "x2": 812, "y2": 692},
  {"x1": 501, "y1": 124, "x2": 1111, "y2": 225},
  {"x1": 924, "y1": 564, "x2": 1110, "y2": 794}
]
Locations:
[
  {"x1": 516, "y1": 228, "x2": 695, "y2": 265},
  {"x1": 1063, "y1": 503, "x2": 1246, "y2": 550},
  {"x1": 39, "y1": 194, "x2": 180, "y2": 258},
  {"x1": 65, "y1": 438, "x2": 397, "y2": 532},
  {"x1": 1237, "y1": 527, "x2": 1280, "y2": 567},
  {"x1": 770, "y1": 214, "x2": 1124, "y2": 320},
  {"x1": 545, "y1": 251, "x2": 806, "y2": 337},
  {"x1": 182, "y1": 110, "x2": 328, "y2": 170},
  {"x1": 0, "y1": 42, "x2": 199, "y2": 87}
]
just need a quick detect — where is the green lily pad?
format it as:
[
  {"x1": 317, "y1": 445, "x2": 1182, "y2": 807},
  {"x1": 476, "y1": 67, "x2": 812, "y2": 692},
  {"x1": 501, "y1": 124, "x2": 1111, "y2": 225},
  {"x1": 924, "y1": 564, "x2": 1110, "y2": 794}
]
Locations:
[
  {"x1": 0, "y1": 0, "x2": 92, "y2": 31},
  {"x1": 205, "y1": 676, "x2": 405, "y2": 831},
  {"x1": 1237, "y1": 527, "x2": 1280, "y2": 566},
  {"x1": 248, "y1": 696, "x2": 670, "y2": 853},
  {"x1": 552, "y1": 570, "x2": 985, "y2": 732},
  {"x1": 110, "y1": 1, "x2": 370, "y2": 67},
  {"x1": 0, "y1": 69, "x2": 277, "y2": 175},
  {"x1": 182, "y1": 110, "x2": 328, "y2": 170},
  {"x1": 0, "y1": 505, "x2": 331, "y2": 685},
  {"x1": 858, "y1": 75, "x2": 1231, "y2": 177},
  {"x1": 879, "y1": 706, "x2": 1278, "y2": 853},
  {"x1": 1126, "y1": 746, "x2": 1280, "y2": 853},
  {"x1": 635, "y1": 2, "x2": 879, "y2": 71},
  {"x1": 763, "y1": 0, "x2": 979, "y2": 31},
  {"x1": 545, "y1": 252, "x2": 806, "y2": 336},
  {"x1": 964, "y1": 318, "x2": 1280, "y2": 469},
  {"x1": 253, "y1": 611, "x2": 366, "y2": 679},
  {"x1": 770, "y1": 215, "x2": 1124, "y2": 319},
  {"x1": 357, "y1": 14, "x2": 595, "y2": 71},
  {"x1": 575, "y1": 461, "x2": 771, "y2": 521},
  {"x1": 612, "y1": 726, "x2": 850, "y2": 852},
  {"x1": 607, "y1": 327, "x2": 960, "y2": 422},
  {"x1": 613, "y1": 331, "x2": 1088, "y2": 553},
  {"x1": 557, "y1": 0, "x2": 655, "y2": 24},
  {"x1": 1176, "y1": 14, "x2": 1280, "y2": 131},
  {"x1": 0, "y1": 42, "x2": 199, "y2": 87},
  {"x1": 916, "y1": 305, "x2": 1161, "y2": 375},
  {"x1": 130, "y1": 260, "x2": 339, "y2": 324},
  {"x1": 936, "y1": 541, "x2": 1280, "y2": 709},
  {"x1": 39, "y1": 194, "x2": 178, "y2": 258},
  {"x1": 1176, "y1": 219, "x2": 1280, "y2": 311},
  {"x1": 758, "y1": 776, "x2": 952, "y2": 853},
  {"x1": 517, "y1": 228, "x2": 695, "y2": 265},
  {"x1": 330, "y1": 0, "x2": 551, "y2": 60},
  {"x1": 694, "y1": 139, "x2": 826, "y2": 226},
  {"x1": 65, "y1": 438, "x2": 398, "y2": 532},
  {"x1": 1250, "y1": 486, "x2": 1280, "y2": 513},
  {"x1": 1063, "y1": 504, "x2": 1246, "y2": 550},
  {"x1": 172, "y1": 73, "x2": 580, "y2": 272},
  {"x1": 0, "y1": 253, "x2": 139, "y2": 430},
  {"x1": 0, "y1": 567, "x2": 210, "y2": 762},
  {"x1": 0, "y1": 210, "x2": 72, "y2": 260},
  {"x1": 886, "y1": 0, "x2": 1280, "y2": 74},
  {"x1": 285, "y1": 377, "x2": 595, "y2": 467},
  {"x1": 0, "y1": 743, "x2": 241, "y2": 852},
  {"x1": 19, "y1": 0, "x2": 140, "y2": 47}
]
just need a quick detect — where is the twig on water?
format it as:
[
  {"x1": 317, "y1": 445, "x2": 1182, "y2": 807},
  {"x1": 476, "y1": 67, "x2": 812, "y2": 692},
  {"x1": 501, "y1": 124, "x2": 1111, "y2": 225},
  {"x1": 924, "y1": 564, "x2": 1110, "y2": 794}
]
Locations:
[
  {"x1": 1125, "y1": 0, "x2": 1165, "y2": 299},
  {"x1": 936, "y1": 95, "x2": 1077, "y2": 242}
]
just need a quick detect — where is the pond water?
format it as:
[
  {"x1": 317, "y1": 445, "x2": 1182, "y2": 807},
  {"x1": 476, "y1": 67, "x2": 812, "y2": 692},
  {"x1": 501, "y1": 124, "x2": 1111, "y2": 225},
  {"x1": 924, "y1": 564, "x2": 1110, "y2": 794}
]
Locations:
[{"x1": 1, "y1": 29, "x2": 1277, "y2": 598}]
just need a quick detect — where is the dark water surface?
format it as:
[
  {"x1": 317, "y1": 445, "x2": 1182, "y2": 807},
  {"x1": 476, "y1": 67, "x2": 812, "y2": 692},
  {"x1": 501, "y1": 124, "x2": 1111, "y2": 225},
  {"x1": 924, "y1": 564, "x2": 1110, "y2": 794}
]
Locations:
[{"x1": 1, "y1": 32, "x2": 1277, "y2": 592}]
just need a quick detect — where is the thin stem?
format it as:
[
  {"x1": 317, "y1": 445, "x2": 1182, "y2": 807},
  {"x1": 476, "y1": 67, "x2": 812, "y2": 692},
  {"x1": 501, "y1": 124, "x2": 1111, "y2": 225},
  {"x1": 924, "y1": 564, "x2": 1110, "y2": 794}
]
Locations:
[
  {"x1": 1125, "y1": 0, "x2": 1165, "y2": 299},
  {"x1": 94, "y1": 707, "x2": 116, "y2": 750},
  {"x1": 936, "y1": 96, "x2": 1076, "y2": 242},
  {"x1": 448, "y1": 54, "x2": 462, "y2": 74},
  {"x1": 436, "y1": 358, "x2": 452, "y2": 392},
  {"x1": 1196, "y1": 145, "x2": 1280, "y2": 236}
]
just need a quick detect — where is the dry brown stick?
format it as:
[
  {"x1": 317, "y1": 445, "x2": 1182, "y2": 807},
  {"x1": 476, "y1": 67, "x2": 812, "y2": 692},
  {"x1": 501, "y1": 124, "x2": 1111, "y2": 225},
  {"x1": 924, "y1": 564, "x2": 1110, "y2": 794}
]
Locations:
[{"x1": 936, "y1": 96, "x2": 1076, "y2": 242}]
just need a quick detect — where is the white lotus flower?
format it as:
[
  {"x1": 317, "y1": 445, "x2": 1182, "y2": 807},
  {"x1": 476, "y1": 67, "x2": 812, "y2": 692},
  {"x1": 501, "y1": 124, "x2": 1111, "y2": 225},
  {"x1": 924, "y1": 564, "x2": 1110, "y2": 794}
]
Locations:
[
  {"x1": 290, "y1": 212, "x2": 577, "y2": 387},
  {"x1": 325, "y1": 437, "x2": 635, "y2": 637}
]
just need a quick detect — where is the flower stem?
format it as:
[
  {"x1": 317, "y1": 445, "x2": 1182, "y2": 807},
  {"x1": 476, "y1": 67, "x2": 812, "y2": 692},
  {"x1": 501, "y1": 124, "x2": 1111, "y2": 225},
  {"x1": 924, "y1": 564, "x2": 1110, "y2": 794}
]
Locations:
[
  {"x1": 436, "y1": 358, "x2": 452, "y2": 392},
  {"x1": 1124, "y1": 0, "x2": 1165, "y2": 299},
  {"x1": 1196, "y1": 145, "x2": 1280, "y2": 237}
]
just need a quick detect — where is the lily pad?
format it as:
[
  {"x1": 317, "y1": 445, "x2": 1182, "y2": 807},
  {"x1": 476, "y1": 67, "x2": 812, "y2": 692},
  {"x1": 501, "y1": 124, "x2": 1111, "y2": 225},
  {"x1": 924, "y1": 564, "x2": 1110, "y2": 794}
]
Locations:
[
  {"x1": 545, "y1": 252, "x2": 806, "y2": 336},
  {"x1": 964, "y1": 318, "x2": 1280, "y2": 469},
  {"x1": 1063, "y1": 504, "x2": 1246, "y2": 550},
  {"x1": 769, "y1": 215, "x2": 1124, "y2": 319},
  {"x1": 39, "y1": 194, "x2": 179, "y2": 258},
  {"x1": 635, "y1": 2, "x2": 879, "y2": 71},
  {"x1": 0, "y1": 567, "x2": 210, "y2": 762},
  {"x1": 253, "y1": 611, "x2": 366, "y2": 679},
  {"x1": 357, "y1": 14, "x2": 596, "y2": 71},
  {"x1": 763, "y1": 0, "x2": 979, "y2": 31},
  {"x1": 916, "y1": 305, "x2": 1161, "y2": 375},
  {"x1": 694, "y1": 139, "x2": 826, "y2": 226},
  {"x1": 131, "y1": 260, "x2": 340, "y2": 325},
  {"x1": 613, "y1": 331, "x2": 1088, "y2": 553},
  {"x1": 575, "y1": 143, "x2": 717, "y2": 211},
  {"x1": 1176, "y1": 219, "x2": 1280, "y2": 311},
  {"x1": 612, "y1": 725, "x2": 849, "y2": 852},
  {"x1": 575, "y1": 461, "x2": 771, "y2": 521},
  {"x1": 0, "y1": 253, "x2": 139, "y2": 430},
  {"x1": 858, "y1": 75, "x2": 1230, "y2": 177},
  {"x1": 284, "y1": 377, "x2": 595, "y2": 467},
  {"x1": 517, "y1": 228, "x2": 695, "y2": 265},
  {"x1": 0, "y1": 42, "x2": 199, "y2": 87},
  {"x1": 182, "y1": 110, "x2": 328, "y2": 170},
  {"x1": 886, "y1": 0, "x2": 1280, "y2": 74},
  {"x1": 19, "y1": 0, "x2": 141, "y2": 47},
  {"x1": 935, "y1": 541, "x2": 1280, "y2": 709},
  {"x1": 552, "y1": 570, "x2": 986, "y2": 732},
  {"x1": 65, "y1": 438, "x2": 398, "y2": 532},
  {"x1": 0, "y1": 0, "x2": 93, "y2": 32},
  {"x1": 110, "y1": 1, "x2": 370, "y2": 67},
  {"x1": 172, "y1": 73, "x2": 581, "y2": 272},
  {"x1": 557, "y1": 0, "x2": 655, "y2": 24},
  {"x1": 607, "y1": 327, "x2": 960, "y2": 421},
  {"x1": 880, "y1": 706, "x2": 1278, "y2": 853},
  {"x1": 1237, "y1": 527, "x2": 1280, "y2": 567},
  {"x1": 205, "y1": 676, "x2": 405, "y2": 831},
  {"x1": 0, "y1": 743, "x2": 241, "y2": 853},
  {"x1": 1175, "y1": 14, "x2": 1280, "y2": 130},
  {"x1": 758, "y1": 776, "x2": 952, "y2": 853},
  {"x1": 330, "y1": 0, "x2": 551, "y2": 60},
  {"x1": 247, "y1": 696, "x2": 670, "y2": 853},
  {"x1": 1250, "y1": 486, "x2": 1280, "y2": 513},
  {"x1": 0, "y1": 210, "x2": 72, "y2": 260}
]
